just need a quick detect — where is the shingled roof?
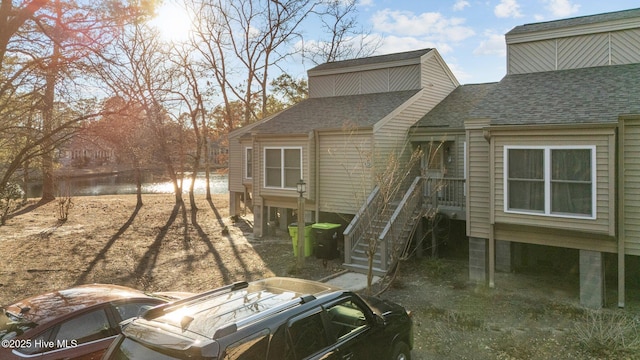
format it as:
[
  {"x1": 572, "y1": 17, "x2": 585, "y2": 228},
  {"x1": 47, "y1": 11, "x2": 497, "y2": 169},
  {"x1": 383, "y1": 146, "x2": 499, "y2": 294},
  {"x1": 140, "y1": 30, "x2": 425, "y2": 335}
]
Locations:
[
  {"x1": 507, "y1": 8, "x2": 640, "y2": 36},
  {"x1": 247, "y1": 89, "x2": 421, "y2": 135},
  {"x1": 309, "y1": 49, "x2": 433, "y2": 73},
  {"x1": 470, "y1": 63, "x2": 640, "y2": 125},
  {"x1": 412, "y1": 83, "x2": 497, "y2": 129}
]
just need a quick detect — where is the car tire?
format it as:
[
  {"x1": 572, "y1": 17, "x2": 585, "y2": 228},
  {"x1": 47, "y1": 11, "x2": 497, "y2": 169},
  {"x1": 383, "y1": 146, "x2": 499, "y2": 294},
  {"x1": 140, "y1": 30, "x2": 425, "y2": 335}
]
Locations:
[{"x1": 391, "y1": 341, "x2": 411, "y2": 360}]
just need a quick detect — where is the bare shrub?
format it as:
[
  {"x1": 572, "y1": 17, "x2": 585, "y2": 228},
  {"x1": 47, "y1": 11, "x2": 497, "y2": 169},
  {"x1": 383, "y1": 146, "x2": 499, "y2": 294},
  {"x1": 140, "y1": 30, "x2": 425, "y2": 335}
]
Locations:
[
  {"x1": 57, "y1": 196, "x2": 74, "y2": 222},
  {"x1": 572, "y1": 310, "x2": 640, "y2": 357}
]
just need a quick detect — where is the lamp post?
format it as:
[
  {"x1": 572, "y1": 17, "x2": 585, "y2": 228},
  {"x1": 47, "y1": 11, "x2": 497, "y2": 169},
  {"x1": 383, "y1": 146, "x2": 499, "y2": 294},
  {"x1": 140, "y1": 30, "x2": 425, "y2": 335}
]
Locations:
[{"x1": 296, "y1": 179, "x2": 306, "y2": 268}]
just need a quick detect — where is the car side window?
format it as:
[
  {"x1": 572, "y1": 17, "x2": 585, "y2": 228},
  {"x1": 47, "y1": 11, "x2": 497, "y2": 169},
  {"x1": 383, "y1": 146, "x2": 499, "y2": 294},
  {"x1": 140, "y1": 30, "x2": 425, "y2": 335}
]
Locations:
[
  {"x1": 113, "y1": 302, "x2": 157, "y2": 322},
  {"x1": 223, "y1": 329, "x2": 269, "y2": 360},
  {"x1": 16, "y1": 327, "x2": 54, "y2": 355},
  {"x1": 325, "y1": 299, "x2": 368, "y2": 340},
  {"x1": 287, "y1": 311, "x2": 329, "y2": 360},
  {"x1": 55, "y1": 308, "x2": 114, "y2": 346}
]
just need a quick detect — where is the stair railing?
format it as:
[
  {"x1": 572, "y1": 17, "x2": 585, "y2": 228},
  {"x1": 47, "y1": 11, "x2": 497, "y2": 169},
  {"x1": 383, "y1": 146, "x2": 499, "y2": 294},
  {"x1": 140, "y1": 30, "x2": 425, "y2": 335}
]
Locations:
[
  {"x1": 378, "y1": 176, "x2": 425, "y2": 271},
  {"x1": 343, "y1": 186, "x2": 381, "y2": 263}
]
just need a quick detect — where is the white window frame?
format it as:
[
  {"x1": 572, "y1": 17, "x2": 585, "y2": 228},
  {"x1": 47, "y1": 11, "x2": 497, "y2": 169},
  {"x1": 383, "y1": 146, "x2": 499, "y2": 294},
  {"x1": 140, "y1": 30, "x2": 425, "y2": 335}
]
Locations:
[
  {"x1": 263, "y1": 146, "x2": 302, "y2": 190},
  {"x1": 244, "y1": 147, "x2": 253, "y2": 180},
  {"x1": 503, "y1": 145, "x2": 596, "y2": 219}
]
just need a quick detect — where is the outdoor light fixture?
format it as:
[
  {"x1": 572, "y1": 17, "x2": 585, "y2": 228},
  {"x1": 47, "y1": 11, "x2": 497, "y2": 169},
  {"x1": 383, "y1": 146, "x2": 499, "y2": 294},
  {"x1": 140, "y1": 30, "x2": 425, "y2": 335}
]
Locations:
[
  {"x1": 296, "y1": 179, "x2": 306, "y2": 196},
  {"x1": 296, "y1": 179, "x2": 306, "y2": 268}
]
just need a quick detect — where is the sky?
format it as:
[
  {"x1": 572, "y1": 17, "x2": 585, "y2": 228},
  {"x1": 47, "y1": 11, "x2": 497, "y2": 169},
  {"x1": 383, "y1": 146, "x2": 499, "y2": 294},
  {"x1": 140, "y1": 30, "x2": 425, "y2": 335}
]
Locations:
[{"x1": 292, "y1": 0, "x2": 640, "y2": 85}]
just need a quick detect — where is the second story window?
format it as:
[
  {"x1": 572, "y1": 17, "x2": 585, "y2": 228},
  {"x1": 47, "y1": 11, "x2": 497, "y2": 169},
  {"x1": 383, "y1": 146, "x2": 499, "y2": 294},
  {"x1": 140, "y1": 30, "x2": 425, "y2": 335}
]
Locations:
[
  {"x1": 505, "y1": 146, "x2": 595, "y2": 218},
  {"x1": 264, "y1": 147, "x2": 302, "y2": 189}
]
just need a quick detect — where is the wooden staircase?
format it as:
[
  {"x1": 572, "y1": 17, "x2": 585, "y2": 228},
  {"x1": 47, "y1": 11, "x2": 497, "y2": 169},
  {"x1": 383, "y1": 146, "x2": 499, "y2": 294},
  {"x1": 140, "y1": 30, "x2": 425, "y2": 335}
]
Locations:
[{"x1": 343, "y1": 176, "x2": 425, "y2": 276}]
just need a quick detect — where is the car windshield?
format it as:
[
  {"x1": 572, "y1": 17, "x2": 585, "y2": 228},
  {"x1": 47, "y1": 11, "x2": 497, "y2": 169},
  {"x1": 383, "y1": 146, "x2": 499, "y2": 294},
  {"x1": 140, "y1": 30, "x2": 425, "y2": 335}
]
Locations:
[
  {"x1": 0, "y1": 309, "x2": 37, "y2": 340},
  {"x1": 111, "y1": 338, "x2": 185, "y2": 360}
]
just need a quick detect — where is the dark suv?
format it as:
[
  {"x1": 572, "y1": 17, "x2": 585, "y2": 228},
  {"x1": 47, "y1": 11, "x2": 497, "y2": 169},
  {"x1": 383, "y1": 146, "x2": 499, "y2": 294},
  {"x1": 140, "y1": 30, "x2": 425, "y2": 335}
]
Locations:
[{"x1": 102, "y1": 277, "x2": 413, "y2": 360}]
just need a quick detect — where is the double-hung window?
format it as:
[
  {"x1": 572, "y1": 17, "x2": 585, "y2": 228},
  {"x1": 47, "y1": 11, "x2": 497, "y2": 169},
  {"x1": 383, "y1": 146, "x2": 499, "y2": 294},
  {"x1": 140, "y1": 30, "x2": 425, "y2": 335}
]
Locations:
[
  {"x1": 505, "y1": 146, "x2": 595, "y2": 218},
  {"x1": 245, "y1": 147, "x2": 253, "y2": 179},
  {"x1": 264, "y1": 147, "x2": 302, "y2": 189}
]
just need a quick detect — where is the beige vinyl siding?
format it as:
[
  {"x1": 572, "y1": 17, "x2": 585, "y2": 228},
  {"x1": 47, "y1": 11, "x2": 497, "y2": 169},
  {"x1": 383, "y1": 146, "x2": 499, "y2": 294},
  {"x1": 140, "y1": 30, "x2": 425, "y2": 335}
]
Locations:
[
  {"x1": 492, "y1": 128, "x2": 616, "y2": 237},
  {"x1": 361, "y1": 68, "x2": 391, "y2": 93},
  {"x1": 508, "y1": 28, "x2": 640, "y2": 74},
  {"x1": 558, "y1": 33, "x2": 609, "y2": 70},
  {"x1": 308, "y1": 64, "x2": 422, "y2": 98},
  {"x1": 256, "y1": 137, "x2": 311, "y2": 200},
  {"x1": 389, "y1": 65, "x2": 421, "y2": 92},
  {"x1": 336, "y1": 72, "x2": 361, "y2": 96},
  {"x1": 318, "y1": 131, "x2": 373, "y2": 214},
  {"x1": 465, "y1": 120, "x2": 491, "y2": 238},
  {"x1": 611, "y1": 28, "x2": 640, "y2": 65},
  {"x1": 228, "y1": 135, "x2": 244, "y2": 192},
  {"x1": 621, "y1": 118, "x2": 640, "y2": 255},
  {"x1": 495, "y1": 224, "x2": 617, "y2": 253},
  {"x1": 309, "y1": 75, "x2": 335, "y2": 98},
  {"x1": 374, "y1": 55, "x2": 457, "y2": 172},
  {"x1": 421, "y1": 52, "x2": 459, "y2": 92},
  {"x1": 507, "y1": 40, "x2": 556, "y2": 75}
]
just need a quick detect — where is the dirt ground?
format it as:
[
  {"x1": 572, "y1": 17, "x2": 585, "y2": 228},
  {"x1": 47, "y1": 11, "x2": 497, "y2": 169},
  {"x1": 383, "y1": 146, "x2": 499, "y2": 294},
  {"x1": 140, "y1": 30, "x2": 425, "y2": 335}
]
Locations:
[{"x1": 1, "y1": 194, "x2": 639, "y2": 359}]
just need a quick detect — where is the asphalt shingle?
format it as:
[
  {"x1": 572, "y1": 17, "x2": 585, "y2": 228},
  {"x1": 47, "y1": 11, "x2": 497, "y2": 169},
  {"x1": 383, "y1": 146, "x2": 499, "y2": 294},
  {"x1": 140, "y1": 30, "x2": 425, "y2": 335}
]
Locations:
[
  {"x1": 309, "y1": 49, "x2": 432, "y2": 73},
  {"x1": 507, "y1": 8, "x2": 640, "y2": 36},
  {"x1": 412, "y1": 83, "x2": 498, "y2": 129},
  {"x1": 249, "y1": 90, "x2": 421, "y2": 134},
  {"x1": 471, "y1": 63, "x2": 640, "y2": 125}
]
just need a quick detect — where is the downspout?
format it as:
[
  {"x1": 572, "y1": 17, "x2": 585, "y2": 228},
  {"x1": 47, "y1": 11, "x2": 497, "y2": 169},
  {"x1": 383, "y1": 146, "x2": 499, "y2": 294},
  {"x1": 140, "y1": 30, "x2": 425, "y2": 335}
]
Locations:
[
  {"x1": 486, "y1": 127, "x2": 495, "y2": 288},
  {"x1": 617, "y1": 123, "x2": 625, "y2": 308},
  {"x1": 315, "y1": 130, "x2": 320, "y2": 223}
]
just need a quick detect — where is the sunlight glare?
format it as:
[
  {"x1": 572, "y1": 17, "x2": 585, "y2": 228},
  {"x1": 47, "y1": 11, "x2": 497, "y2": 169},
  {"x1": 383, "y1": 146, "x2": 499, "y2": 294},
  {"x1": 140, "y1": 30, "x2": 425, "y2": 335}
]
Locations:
[{"x1": 150, "y1": 2, "x2": 193, "y2": 43}]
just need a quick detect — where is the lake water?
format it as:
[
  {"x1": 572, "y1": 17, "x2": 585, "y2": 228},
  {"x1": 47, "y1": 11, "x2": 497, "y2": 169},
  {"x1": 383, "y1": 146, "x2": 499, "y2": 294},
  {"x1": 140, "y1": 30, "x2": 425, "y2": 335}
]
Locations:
[{"x1": 27, "y1": 172, "x2": 229, "y2": 197}]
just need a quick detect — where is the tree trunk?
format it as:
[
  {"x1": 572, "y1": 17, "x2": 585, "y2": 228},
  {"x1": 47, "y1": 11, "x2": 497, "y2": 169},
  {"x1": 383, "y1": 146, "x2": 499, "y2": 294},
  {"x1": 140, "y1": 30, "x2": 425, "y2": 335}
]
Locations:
[{"x1": 41, "y1": 39, "x2": 61, "y2": 202}]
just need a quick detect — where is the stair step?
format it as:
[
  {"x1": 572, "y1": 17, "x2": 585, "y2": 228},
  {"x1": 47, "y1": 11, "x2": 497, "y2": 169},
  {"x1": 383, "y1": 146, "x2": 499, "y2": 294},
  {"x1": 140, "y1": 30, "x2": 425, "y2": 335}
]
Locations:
[{"x1": 343, "y1": 263, "x2": 387, "y2": 277}]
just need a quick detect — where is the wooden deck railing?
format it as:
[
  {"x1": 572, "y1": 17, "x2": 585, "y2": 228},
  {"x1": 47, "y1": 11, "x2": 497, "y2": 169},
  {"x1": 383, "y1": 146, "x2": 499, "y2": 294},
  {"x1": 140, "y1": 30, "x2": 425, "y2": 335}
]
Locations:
[{"x1": 425, "y1": 177, "x2": 466, "y2": 209}]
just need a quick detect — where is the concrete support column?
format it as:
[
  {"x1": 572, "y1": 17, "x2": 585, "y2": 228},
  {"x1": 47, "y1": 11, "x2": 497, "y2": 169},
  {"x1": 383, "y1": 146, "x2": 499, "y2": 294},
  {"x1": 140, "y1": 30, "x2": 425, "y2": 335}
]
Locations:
[
  {"x1": 580, "y1": 250, "x2": 604, "y2": 309},
  {"x1": 280, "y1": 209, "x2": 292, "y2": 231},
  {"x1": 253, "y1": 204, "x2": 264, "y2": 237},
  {"x1": 229, "y1": 192, "x2": 243, "y2": 217},
  {"x1": 495, "y1": 240, "x2": 512, "y2": 273},
  {"x1": 469, "y1": 237, "x2": 488, "y2": 284}
]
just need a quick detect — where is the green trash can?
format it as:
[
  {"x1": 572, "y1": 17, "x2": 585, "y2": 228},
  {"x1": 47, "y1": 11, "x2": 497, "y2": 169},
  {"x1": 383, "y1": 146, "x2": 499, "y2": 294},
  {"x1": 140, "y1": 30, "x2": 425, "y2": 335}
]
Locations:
[
  {"x1": 288, "y1": 222, "x2": 314, "y2": 257},
  {"x1": 311, "y1": 223, "x2": 341, "y2": 260}
]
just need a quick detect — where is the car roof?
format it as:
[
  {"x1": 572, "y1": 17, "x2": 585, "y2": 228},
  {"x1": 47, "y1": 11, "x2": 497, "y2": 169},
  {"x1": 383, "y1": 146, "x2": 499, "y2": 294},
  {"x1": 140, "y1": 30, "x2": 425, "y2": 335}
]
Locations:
[
  {"x1": 138, "y1": 277, "x2": 341, "y2": 339},
  {"x1": 4, "y1": 284, "x2": 157, "y2": 325}
]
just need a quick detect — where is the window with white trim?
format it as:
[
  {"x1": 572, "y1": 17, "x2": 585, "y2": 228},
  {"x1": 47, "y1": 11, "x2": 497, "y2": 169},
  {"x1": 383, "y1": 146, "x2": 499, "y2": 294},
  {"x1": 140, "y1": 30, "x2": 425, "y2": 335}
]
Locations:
[
  {"x1": 245, "y1": 147, "x2": 253, "y2": 179},
  {"x1": 264, "y1": 147, "x2": 302, "y2": 189},
  {"x1": 504, "y1": 146, "x2": 595, "y2": 218}
]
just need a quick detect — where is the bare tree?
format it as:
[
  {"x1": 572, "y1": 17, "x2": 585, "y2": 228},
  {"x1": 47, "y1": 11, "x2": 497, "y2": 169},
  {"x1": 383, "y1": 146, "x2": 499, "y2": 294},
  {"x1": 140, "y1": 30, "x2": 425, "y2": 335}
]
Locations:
[
  {"x1": 303, "y1": 0, "x2": 380, "y2": 65},
  {"x1": 167, "y1": 43, "x2": 212, "y2": 208},
  {"x1": 97, "y1": 21, "x2": 187, "y2": 205},
  {"x1": 190, "y1": 0, "x2": 318, "y2": 127},
  {"x1": 0, "y1": 0, "x2": 149, "y2": 202}
]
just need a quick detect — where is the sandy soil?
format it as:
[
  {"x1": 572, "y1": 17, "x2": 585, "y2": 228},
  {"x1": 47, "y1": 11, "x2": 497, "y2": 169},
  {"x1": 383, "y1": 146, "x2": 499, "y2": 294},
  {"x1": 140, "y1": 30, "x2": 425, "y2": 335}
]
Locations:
[{"x1": 1, "y1": 194, "x2": 638, "y2": 359}]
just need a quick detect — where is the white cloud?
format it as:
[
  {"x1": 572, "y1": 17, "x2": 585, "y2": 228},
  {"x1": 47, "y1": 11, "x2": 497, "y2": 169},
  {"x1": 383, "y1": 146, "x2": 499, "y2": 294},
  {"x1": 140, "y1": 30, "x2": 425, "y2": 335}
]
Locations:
[
  {"x1": 494, "y1": 0, "x2": 522, "y2": 18},
  {"x1": 543, "y1": 0, "x2": 580, "y2": 17},
  {"x1": 473, "y1": 31, "x2": 506, "y2": 56},
  {"x1": 453, "y1": 0, "x2": 470, "y2": 11},
  {"x1": 371, "y1": 9, "x2": 475, "y2": 42},
  {"x1": 357, "y1": 0, "x2": 374, "y2": 7},
  {"x1": 445, "y1": 62, "x2": 472, "y2": 83},
  {"x1": 376, "y1": 35, "x2": 454, "y2": 55}
]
